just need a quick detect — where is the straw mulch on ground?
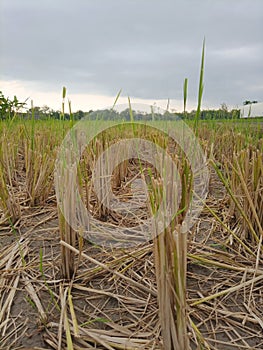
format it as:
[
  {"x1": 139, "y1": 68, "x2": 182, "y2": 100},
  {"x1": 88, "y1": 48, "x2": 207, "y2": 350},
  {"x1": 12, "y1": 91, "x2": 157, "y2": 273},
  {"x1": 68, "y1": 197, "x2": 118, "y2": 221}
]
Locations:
[{"x1": 1, "y1": 169, "x2": 263, "y2": 350}]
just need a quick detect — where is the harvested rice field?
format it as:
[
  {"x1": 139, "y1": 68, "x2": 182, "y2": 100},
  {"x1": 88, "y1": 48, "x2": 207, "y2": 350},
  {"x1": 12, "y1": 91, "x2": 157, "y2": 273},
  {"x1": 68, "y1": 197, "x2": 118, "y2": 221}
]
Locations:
[{"x1": 0, "y1": 115, "x2": 262, "y2": 350}]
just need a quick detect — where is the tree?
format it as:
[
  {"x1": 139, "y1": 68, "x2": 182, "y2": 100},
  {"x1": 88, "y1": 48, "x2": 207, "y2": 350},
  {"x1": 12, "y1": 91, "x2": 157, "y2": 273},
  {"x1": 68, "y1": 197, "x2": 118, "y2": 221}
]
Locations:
[
  {"x1": 243, "y1": 100, "x2": 258, "y2": 106},
  {"x1": 41, "y1": 105, "x2": 52, "y2": 115},
  {"x1": 220, "y1": 102, "x2": 228, "y2": 112},
  {"x1": 0, "y1": 91, "x2": 27, "y2": 119},
  {"x1": 74, "y1": 110, "x2": 84, "y2": 120}
]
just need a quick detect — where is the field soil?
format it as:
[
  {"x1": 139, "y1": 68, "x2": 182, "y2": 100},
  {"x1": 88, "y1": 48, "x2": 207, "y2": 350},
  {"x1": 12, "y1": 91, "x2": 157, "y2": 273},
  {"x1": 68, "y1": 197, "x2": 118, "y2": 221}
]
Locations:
[{"x1": 1, "y1": 165, "x2": 263, "y2": 350}]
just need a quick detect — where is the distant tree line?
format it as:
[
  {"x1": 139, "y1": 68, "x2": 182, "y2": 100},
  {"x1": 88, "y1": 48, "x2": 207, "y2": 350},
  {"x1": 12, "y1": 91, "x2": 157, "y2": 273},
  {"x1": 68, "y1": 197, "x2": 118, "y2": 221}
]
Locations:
[
  {"x1": 25, "y1": 106, "x2": 91, "y2": 120},
  {"x1": 0, "y1": 91, "x2": 241, "y2": 121},
  {"x1": 86, "y1": 105, "x2": 241, "y2": 121}
]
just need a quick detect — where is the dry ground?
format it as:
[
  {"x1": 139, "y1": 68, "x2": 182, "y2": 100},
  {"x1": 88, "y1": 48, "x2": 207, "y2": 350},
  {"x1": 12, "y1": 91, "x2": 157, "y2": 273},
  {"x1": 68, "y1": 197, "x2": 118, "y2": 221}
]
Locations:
[{"x1": 0, "y1": 169, "x2": 263, "y2": 350}]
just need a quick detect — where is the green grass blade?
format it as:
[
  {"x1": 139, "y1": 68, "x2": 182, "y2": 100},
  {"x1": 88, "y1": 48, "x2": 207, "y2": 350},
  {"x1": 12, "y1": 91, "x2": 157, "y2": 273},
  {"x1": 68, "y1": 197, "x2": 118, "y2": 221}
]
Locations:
[{"x1": 194, "y1": 38, "x2": 205, "y2": 134}]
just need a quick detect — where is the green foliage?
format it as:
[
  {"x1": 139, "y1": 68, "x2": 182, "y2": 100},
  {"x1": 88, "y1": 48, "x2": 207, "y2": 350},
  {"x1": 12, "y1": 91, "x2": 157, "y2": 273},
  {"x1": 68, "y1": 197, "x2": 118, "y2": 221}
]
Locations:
[
  {"x1": 0, "y1": 91, "x2": 26, "y2": 119},
  {"x1": 183, "y1": 107, "x2": 240, "y2": 120},
  {"x1": 88, "y1": 107, "x2": 240, "y2": 121}
]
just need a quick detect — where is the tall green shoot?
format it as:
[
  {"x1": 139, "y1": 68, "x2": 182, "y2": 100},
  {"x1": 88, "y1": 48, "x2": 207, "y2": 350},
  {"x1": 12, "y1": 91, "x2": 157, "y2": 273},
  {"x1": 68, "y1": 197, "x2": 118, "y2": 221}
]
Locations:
[
  {"x1": 30, "y1": 100, "x2": 35, "y2": 151},
  {"x1": 183, "y1": 78, "x2": 188, "y2": 118},
  {"x1": 61, "y1": 86, "x2": 66, "y2": 121},
  {"x1": 194, "y1": 38, "x2": 205, "y2": 134}
]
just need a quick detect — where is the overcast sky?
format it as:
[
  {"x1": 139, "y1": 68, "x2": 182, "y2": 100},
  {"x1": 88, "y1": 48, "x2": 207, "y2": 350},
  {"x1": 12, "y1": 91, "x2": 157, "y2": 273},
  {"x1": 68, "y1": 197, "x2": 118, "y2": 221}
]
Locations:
[{"x1": 1, "y1": 0, "x2": 262, "y2": 112}]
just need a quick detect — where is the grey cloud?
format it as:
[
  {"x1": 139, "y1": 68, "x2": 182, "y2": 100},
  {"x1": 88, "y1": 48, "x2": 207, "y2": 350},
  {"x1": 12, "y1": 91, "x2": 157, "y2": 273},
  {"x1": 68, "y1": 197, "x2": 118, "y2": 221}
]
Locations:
[{"x1": 1, "y1": 0, "x2": 263, "y2": 107}]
